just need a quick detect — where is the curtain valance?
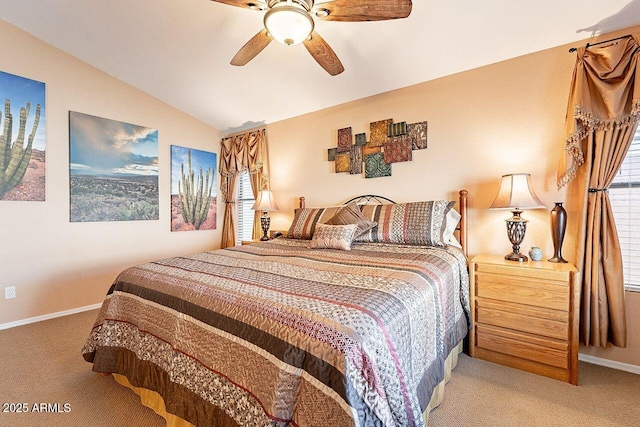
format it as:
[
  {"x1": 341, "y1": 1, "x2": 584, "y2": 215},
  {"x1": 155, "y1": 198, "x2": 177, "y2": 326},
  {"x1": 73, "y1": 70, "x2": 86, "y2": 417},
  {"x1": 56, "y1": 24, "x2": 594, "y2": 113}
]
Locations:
[{"x1": 558, "y1": 35, "x2": 640, "y2": 188}]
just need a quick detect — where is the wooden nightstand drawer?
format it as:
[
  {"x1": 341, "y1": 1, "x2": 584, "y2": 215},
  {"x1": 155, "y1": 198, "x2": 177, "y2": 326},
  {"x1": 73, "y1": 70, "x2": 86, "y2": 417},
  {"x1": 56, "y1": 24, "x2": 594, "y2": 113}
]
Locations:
[
  {"x1": 475, "y1": 261, "x2": 572, "y2": 283},
  {"x1": 476, "y1": 298, "x2": 569, "y2": 340},
  {"x1": 476, "y1": 324, "x2": 568, "y2": 369},
  {"x1": 475, "y1": 273, "x2": 569, "y2": 311}
]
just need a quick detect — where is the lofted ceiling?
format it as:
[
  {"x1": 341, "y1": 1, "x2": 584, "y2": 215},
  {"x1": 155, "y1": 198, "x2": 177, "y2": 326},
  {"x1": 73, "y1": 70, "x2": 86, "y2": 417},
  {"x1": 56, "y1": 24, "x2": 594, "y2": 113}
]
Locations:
[{"x1": 1, "y1": 0, "x2": 639, "y2": 134}]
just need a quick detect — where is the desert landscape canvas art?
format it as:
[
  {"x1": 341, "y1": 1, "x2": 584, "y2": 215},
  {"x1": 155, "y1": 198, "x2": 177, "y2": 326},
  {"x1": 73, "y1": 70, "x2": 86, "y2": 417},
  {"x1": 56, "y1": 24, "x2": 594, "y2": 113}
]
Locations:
[{"x1": 69, "y1": 111, "x2": 159, "y2": 222}]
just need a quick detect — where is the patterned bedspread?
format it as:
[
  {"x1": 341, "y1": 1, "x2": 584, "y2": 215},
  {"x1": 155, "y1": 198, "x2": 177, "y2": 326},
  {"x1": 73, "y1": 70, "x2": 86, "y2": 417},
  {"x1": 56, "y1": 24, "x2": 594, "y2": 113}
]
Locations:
[{"x1": 83, "y1": 238, "x2": 470, "y2": 427}]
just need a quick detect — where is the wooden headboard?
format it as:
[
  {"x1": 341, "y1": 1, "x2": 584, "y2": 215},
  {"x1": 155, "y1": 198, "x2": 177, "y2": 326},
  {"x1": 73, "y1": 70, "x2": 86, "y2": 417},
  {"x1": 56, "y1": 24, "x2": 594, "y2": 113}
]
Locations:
[{"x1": 297, "y1": 190, "x2": 469, "y2": 257}]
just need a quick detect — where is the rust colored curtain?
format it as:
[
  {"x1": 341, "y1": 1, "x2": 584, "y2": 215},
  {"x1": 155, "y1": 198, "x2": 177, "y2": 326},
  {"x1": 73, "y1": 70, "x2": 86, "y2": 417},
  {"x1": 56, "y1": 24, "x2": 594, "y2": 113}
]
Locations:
[
  {"x1": 219, "y1": 129, "x2": 271, "y2": 248},
  {"x1": 558, "y1": 34, "x2": 640, "y2": 348}
]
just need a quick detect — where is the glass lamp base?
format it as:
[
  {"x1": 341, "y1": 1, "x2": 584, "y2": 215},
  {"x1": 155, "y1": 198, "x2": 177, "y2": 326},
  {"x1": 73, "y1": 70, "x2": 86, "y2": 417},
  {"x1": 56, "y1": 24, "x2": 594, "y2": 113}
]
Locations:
[{"x1": 260, "y1": 213, "x2": 270, "y2": 241}]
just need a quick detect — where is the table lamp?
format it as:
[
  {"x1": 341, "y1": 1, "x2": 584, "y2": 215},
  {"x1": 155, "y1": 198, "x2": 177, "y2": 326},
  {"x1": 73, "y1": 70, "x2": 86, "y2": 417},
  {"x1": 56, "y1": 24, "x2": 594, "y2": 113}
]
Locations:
[
  {"x1": 252, "y1": 190, "x2": 279, "y2": 241},
  {"x1": 490, "y1": 173, "x2": 545, "y2": 261}
]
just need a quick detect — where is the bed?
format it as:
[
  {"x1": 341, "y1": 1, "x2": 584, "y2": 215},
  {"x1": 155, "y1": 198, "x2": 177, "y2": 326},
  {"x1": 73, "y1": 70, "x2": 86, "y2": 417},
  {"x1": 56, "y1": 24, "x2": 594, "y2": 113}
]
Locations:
[{"x1": 83, "y1": 191, "x2": 471, "y2": 427}]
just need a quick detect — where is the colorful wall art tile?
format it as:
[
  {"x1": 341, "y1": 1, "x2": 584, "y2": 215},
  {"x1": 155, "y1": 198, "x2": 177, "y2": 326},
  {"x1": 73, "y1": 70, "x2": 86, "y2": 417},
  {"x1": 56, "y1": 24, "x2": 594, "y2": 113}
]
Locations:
[
  {"x1": 337, "y1": 127, "x2": 352, "y2": 152},
  {"x1": 327, "y1": 118, "x2": 427, "y2": 178},
  {"x1": 384, "y1": 135, "x2": 412, "y2": 164},
  {"x1": 335, "y1": 152, "x2": 350, "y2": 173},
  {"x1": 369, "y1": 119, "x2": 392, "y2": 147},
  {"x1": 408, "y1": 121, "x2": 428, "y2": 150},
  {"x1": 349, "y1": 145, "x2": 362, "y2": 175},
  {"x1": 364, "y1": 152, "x2": 392, "y2": 179}
]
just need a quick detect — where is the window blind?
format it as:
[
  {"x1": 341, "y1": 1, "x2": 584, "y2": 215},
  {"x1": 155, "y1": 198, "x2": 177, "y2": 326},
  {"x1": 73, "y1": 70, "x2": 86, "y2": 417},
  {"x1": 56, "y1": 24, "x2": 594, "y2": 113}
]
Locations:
[
  {"x1": 610, "y1": 126, "x2": 640, "y2": 291},
  {"x1": 236, "y1": 171, "x2": 255, "y2": 246}
]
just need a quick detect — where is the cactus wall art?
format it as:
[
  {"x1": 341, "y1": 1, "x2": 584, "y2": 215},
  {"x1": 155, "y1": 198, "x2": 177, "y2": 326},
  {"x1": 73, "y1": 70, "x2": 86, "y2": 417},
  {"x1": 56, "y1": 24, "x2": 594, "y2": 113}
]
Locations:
[
  {"x1": 171, "y1": 145, "x2": 217, "y2": 231},
  {"x1": 0, "y1": 71, "x2": 46, "y2": 201}
]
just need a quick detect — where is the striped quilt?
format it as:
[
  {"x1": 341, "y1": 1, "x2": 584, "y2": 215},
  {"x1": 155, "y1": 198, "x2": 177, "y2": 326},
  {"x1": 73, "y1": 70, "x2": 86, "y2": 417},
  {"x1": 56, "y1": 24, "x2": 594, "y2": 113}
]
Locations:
[{"x1": 82, "y1": 238, "x2": 470, "y2": 427}]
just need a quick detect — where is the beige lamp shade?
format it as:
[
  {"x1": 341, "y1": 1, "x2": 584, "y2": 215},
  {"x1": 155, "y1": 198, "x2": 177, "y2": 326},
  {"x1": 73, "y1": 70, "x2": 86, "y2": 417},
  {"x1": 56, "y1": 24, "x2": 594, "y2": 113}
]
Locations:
[
  {"x1": 252, "y1": 190, "x2": 279, "y2": 212},
  {"x1": 490, "y1": 173, "x2": 545, "y2": 210}
]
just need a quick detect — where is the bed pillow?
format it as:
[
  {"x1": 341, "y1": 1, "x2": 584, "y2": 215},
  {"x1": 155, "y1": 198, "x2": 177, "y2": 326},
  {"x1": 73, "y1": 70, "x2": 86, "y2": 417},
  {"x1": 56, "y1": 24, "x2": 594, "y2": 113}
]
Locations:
[
  {"x1": 325, "y1": 202, "x2": 378, "y2": 238},
  {"x1": 443, "y1": 208, "x2": 462, "y2": 249},
  {"x1": 309, "y1": 223, "x2": 358, "y2": 251},
  {"x1": 355, "y1": 200, "x2": 455, "y2": 246},
  {"x1": 287, "y1": 206, "x2": 341, "y2": 239}
]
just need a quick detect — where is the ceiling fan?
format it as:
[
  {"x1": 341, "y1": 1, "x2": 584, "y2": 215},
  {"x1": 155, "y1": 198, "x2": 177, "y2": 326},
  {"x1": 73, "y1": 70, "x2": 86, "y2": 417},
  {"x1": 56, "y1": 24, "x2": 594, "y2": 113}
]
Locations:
[{"x1": 212, "y1": 0, "x2": 413, "y2": 76}]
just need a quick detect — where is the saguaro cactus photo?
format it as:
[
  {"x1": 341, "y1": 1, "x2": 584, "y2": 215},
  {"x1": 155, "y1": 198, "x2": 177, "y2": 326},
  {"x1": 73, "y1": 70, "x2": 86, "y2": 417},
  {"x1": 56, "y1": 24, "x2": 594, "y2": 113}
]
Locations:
[
  {"x1": 0, "y1": 70, "x2": 46, "y2": 201},
  {"x1": 171, "y1": 145, "x2": 217, "y2": 232}
]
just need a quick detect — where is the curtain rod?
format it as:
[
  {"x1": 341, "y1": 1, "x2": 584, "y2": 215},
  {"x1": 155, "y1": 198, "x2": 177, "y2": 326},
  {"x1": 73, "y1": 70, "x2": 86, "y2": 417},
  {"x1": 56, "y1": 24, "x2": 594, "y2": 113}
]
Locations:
[{"x1": 568, "y1": 34, "x2": 632, "y2": 53}]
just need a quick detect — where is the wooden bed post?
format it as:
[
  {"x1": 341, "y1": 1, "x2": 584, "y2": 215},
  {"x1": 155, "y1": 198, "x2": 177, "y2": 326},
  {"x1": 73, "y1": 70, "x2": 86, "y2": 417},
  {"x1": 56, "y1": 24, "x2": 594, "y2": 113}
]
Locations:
[
  {"x1": 299, "y1": 197, "x2": 305, "y2": 209},
  {"x1": 459, "y1": 190, "x2": 468, "y2": 257}
]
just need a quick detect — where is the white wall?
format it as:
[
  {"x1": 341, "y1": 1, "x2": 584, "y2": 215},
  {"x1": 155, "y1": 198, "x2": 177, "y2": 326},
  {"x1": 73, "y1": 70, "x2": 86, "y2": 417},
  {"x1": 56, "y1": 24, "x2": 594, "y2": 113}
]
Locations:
[{"x1": 0, "y1": 20, "x2": 223, "y2": 326}]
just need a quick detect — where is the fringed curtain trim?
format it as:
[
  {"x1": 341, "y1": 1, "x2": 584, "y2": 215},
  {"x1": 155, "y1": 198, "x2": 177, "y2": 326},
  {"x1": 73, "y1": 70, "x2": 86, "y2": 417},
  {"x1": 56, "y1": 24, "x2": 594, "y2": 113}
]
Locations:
[{"x1": 558, "y1": 99, "x2": 640, "y2": 188}]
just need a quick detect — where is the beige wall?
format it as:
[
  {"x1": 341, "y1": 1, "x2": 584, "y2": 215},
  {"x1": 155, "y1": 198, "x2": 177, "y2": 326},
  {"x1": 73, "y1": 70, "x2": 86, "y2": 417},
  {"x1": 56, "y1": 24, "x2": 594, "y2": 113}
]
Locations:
[
  {"x1": 266, "y1": 27, "x2": 640, "y2": 368},
  {"x1": 0, "y1": 21, "x2": 223, "y2": 326}
]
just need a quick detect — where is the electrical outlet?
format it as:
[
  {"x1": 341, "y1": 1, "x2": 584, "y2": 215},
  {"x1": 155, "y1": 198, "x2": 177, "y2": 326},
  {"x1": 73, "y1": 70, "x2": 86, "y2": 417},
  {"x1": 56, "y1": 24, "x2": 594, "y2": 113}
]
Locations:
[{"x1": 5, "y1": 286, "x2": 16, "y2": 299}]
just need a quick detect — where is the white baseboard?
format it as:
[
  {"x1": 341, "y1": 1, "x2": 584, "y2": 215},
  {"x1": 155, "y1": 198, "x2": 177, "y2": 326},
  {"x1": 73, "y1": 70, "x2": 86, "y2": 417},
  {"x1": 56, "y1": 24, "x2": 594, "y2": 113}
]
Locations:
[
  {"x1": 579, "y1": 353, "x2": 640, "y2": 375},
  {"x1": 0, "y1": 303, "x2": 102, "y2": 331}
]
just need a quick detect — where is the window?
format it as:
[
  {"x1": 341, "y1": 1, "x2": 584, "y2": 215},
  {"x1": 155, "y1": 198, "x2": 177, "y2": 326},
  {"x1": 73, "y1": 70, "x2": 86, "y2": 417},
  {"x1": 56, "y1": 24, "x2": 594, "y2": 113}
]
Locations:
[
  {"x1": 236, "y1": 171, "x2": 255, "y2": 246},
  {"x1": 609, "y1": 125, "x2": 640, "y2": 292}
]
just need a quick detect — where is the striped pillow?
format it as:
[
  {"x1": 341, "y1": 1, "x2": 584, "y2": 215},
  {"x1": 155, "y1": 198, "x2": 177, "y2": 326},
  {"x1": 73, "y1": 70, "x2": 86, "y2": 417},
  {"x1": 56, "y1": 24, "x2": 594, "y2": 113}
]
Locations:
[
  {"x1": 325, "y1": 202, "x2": 378, "y2": 238},
  {"x1": 287, "y1": 206, "x2": 341, "y2": 239},
  {"x1": 355, "y1": 200, "x2": 455, "y2": 246}
]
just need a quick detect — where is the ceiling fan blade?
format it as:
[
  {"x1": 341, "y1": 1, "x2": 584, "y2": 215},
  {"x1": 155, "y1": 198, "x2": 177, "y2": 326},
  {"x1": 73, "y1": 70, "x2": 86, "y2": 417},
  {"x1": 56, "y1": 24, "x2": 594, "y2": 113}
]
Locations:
[
  {"x1": 230, "y1": 29, "x2": 273, "y2": 66},
  {"x1": 313, "y1": 0, "x2": 412, "y2": 22},
  {"x1": 303, "y1": 31, "x2": 345, "y2": 76},
  {"x1": 211, "y1": 0, "x2": 267, "y2": 11}
]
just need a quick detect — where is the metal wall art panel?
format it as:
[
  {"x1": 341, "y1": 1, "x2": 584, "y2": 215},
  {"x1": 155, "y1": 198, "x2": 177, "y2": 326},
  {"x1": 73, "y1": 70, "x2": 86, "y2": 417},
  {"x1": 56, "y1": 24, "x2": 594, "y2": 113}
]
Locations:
[
  {"x1": 369, "y1": 119, "x2": 392, "y2": 147},
  {"x1": 327, "y1": 118, "x2": 427, "y2": 178},
  {"x1": 349, "y1": 145, "x2": 362, "y2": 174},
  {"x1": 407, "y1": 121, "x2": 428, "y2": 150},
  {"x1": 384, "y1": 136, "x2": 412, "y2": 164},
  {"x1": 334, "y1": 152, "x2": 350, "y2": 173},
  {"x1": 364, "y1": 152, "x2": 392, "y2": 179},
  {"x1": 337, "y1": 127, "x2": 352, "y2": 153}
]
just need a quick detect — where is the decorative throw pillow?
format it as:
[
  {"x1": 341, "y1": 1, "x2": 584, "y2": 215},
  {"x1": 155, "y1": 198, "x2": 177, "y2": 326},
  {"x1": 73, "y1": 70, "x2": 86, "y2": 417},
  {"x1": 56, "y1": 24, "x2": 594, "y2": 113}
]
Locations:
[
  {"x1": 355, "y1": 200, "x2": 455, "y2": 246},
  {"x1": 309, "y1": 223, "x2": 358, "y2": 251},
  {"x1": 325, "y1": 202, "x2": 378, "y2": 238},
  {"x1": 287, "y1": 206, "x2": 341, "y2": 239}
]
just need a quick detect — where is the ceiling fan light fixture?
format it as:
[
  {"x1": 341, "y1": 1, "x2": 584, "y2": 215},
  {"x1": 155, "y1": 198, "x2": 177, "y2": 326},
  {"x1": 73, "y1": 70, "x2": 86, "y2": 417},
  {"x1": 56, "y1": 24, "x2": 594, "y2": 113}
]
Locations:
[{"x1": 264, "y1": 3, "x2": 314, "y2": 46}]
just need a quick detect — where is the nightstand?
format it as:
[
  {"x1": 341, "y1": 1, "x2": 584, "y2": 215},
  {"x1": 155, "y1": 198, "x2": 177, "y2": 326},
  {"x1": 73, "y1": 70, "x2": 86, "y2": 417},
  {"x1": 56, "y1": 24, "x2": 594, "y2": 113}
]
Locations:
[
  {"x1": 469, "y1": 254, "x2": 579, "y2": 385},
  {"x1": 241, "y1": 239, "x2": 261, "y2": 245}
]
